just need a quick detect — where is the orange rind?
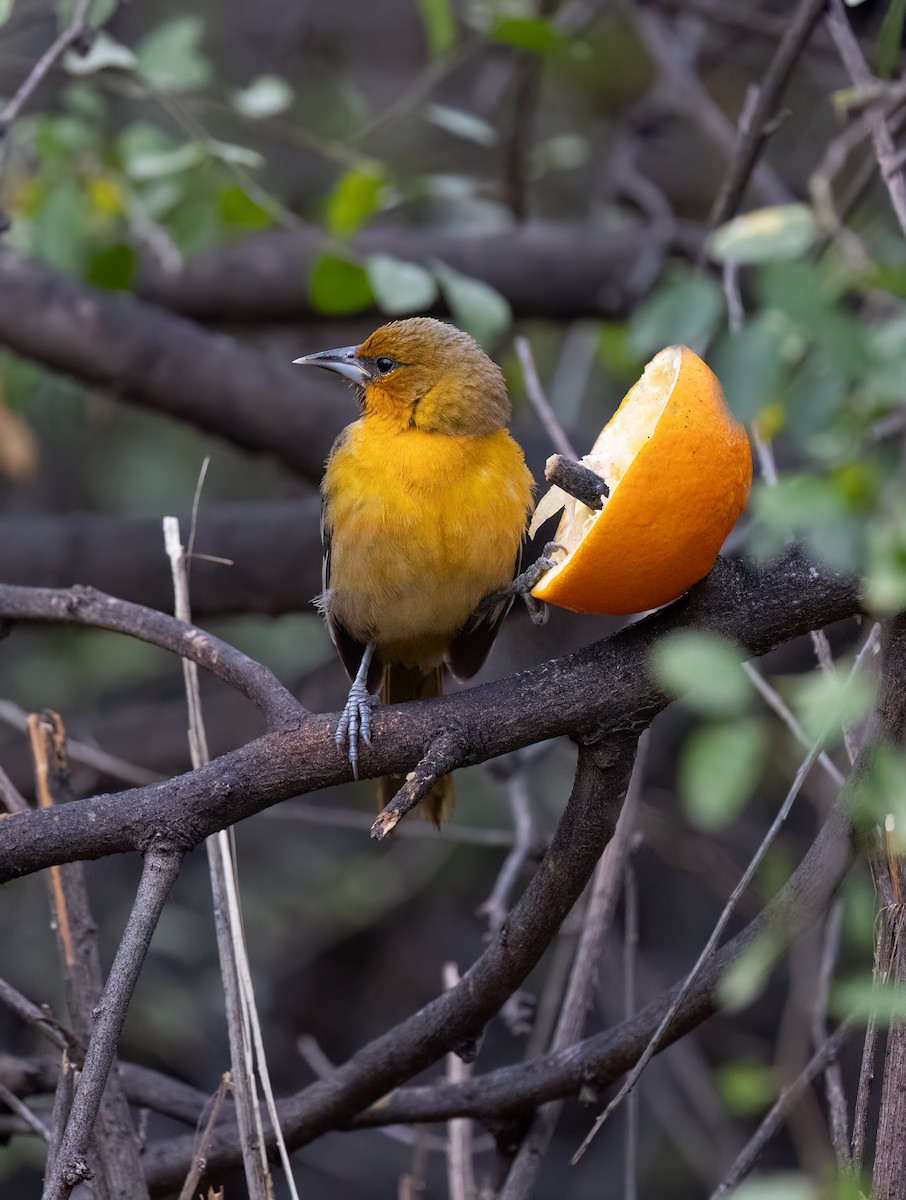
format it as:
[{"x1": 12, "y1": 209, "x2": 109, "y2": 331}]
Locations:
[{"x1": 529, "y1": 345, "x2": 752, "y2": 616}]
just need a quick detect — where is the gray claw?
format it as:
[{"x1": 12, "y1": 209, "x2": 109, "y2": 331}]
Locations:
[{"x1": 336, "y1": 681, "x2": 375, "y2": 780}]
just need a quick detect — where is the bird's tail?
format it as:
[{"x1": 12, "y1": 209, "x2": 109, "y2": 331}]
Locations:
[{"x1": 378, "y1": 663, "x2": 453, "y2": 825}]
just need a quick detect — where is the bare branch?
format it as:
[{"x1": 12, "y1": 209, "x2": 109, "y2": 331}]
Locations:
[
  {"x1": 0, "y1": 549, "x2": 861, "y2": 881},
  {"x1": 0, "y1": 583, "x2": 302, "y2": 729},
  {"x1": 29, "y1": 710, "x2": 148, "y2": 1199},
  {"x1": 0, "y1": 501, "x2": 322, "y2": 621},
  {"x1": 708, "y1": 0, "x2": 829, "y2": 229},
  {"x1": 42, "y1": 849, "x2": 183, "y2": 1200},
  {"x1": 710, "y1": 1023, "x2": 853, "y2": 1198},
  {"x1": 0, "y1": 250, "x2": 347, "y2": 485},
  {"x1": 0, "y1": 0, "x2": 93, "y2": 146}
]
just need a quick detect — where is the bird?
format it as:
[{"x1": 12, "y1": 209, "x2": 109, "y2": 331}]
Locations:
[{"x1": 294, "y1": 317, "x2": 535, "y2": 823}]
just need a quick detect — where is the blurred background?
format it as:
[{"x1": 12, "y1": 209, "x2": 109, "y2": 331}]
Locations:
[{"x1": 0, "y1": 0, "x2": 903, "y2": 1196}]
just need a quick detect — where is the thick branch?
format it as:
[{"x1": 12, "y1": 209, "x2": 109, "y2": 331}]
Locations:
[
  {"x1": 0, "y1": 251, "x2": 350, "y2": 484},
  {"x1": 135, "y1": 220, "x2": 704, "y2": 324},
  {"x1": 0, "y1": 550, "x2": 860, "y2": 880},
  {"x1": 0, "y1": 501, "x2": 322, "y2": 618}
]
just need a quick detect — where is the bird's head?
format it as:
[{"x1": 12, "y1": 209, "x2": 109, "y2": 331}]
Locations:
[{"x1": 294, "y1": 317, "x2": 510, "y2": 435}]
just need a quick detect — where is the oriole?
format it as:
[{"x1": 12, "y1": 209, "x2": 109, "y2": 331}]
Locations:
[{"x1": 294, "y1": 317, "x2": 535, "y2": 822}]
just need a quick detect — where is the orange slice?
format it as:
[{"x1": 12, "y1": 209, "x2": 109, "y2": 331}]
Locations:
[{"x1": 529, "y1": 345, "x2": 752, "y2": 616}]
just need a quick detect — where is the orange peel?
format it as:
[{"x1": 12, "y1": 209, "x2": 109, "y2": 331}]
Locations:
[{"x1": 529, "y1": 345, "x2": 752, "y2": 616}]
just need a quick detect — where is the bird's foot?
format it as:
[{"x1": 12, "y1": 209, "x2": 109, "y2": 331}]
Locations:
[
  {"x1": 336, "y1": 681, "x2": 377, "y2": 779},
  {"x1": 509, "y1": 542, "x2": 567, "y2": 626}
]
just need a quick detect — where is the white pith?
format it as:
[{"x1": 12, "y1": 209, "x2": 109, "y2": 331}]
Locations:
[{"x1": 528, "y1": 346, "x2": 682, "y2": 581}]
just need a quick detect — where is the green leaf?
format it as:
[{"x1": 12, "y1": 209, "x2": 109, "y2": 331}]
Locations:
[
  {"x1": 124, "y1": 141, "x2": 206, "y2": 181},
  {"x1": 204, "y1": 139, "x2": 265, "y2": 170},
  {"x1": 877, "y1": 0, "x2": 906, "y2": 78},
  {"x1": 424, "y1": 104, "x2": 497, "y2": 147},
  {"x1": 327, "y1": 167, "x2": 386, "y2": 238},
  {"x1": 628, "y1": 267, "x2": 724, "y2": 358},
  {"x1": 679, "y1": 718, "x2": 768, "y2": 830},
  {"x1": 232, "y1": 75, "x2": 293, "y2": 119},
  {"x1": 492, "y1": 16, "x2": 566, "y2": 53},
  {"x1": 833, "y1": 977, "x2": 906, "y2": 1024},
  {"x1": 64, "y1": 32, "x2": 135, "y2": 74},
  {"x1": 137, "y1": 16, "x2": 212, "y2": 93},
  {"x1": 710, "y1": 317, "x2": 786, "y2": 423},
  {"x1": 219, "y1": 186, "x2": 271, "y2": 230},
  {"x1": 749, "y1": 475, "x2": 864, "y2": 573},
  {"x1": 30, "y1": 180, "x2": 86, "y2": 274},
  {"x1": 789, "y1": 668, "x2": 875, "y2": 746},
  {"x1": 708, "y1": 204, "x2": 818, "y2": 264},
  {"x1": 86, "y1": 243, "x2": 135, "y2": 290},
  {"x1": 433, "y1": 260, "x2": 511, "y2": 346},
  {"x1": 719, "y1": 932, "x2": 780, "y2": 1012},
  {"x1": 58, "y1": 0, "x2": 117, "y2": 29},
  {"x1": 849, "y1": 744, "x2": 906, "y2": 838},
  {"x1": 366, "y1": 255, "x2": 439, "y2": 315},
  {"x1": 650, "y1": 632, "x2": 752, "y2": 716},
  {"x1": 415, "y1": 0, "x2": 456, "y2": 56},
  {"x1": 309, "y1": 254, "x2": 374, "y2": 316},
  {"x1": 731, "y1": 1176, "x2": 819, "y2": 1200},
  {"x1": 714, "y1": 1062, "x2": 776, "y2": 1116},
  {"x1": 0, "y1": 0, "x2": 15, "y2": 29}
]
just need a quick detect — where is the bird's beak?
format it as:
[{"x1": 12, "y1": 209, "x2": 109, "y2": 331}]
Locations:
[{"x1": 292, "y1": 345, "x2": 370, "y2": 385}]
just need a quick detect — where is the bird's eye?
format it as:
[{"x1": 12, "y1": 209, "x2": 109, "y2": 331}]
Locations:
[{"x1": 375, "y1": 356, "x2": 396, "y2": 375}]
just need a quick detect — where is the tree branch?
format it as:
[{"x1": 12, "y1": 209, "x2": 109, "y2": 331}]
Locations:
[
  {"x1": 0, "y1": 251, "x2": 350, "y2": 485},
  {"x1": 143, "y1": 732, "x2": 641, "y2": 1190},
  {"x1": 0, "y1": 582, "x2": 302, "y2": 729},
  {"x1": 708, "y1": 0, "x2": 829, "y2": 230},
  {"x1": 135, "y1": 220, "x2": 704, "y2": 324},
  {"x1": 42, "y1": 849, "x2": 183, "y2": 1199},
  {"x1": 0, "y1": 501, "x2": 322, "y2": 619},
  {"x1": 0, "y1": 550, "x2": 860, "y2": 882}
]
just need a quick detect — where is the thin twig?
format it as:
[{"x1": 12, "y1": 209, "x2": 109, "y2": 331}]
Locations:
[
  {"x1": 826, "y1": 0, "x2": 906, "y2": 239},
  {"x1": 572, "y1": 727, "x2": 831, "y2": 1162},
  {"x1": 708, "y1": 0, "x2": 829, "y2": 230},
  {"x1": 265, "y1": 800, "x2": 516, "y2": 848},
  {"x1": 742, "y1": 664, "x2": 845, "y2": 787},
  {"x1": 811, "y1": 902, "x2": 851, "y2": 1169},
  {"x1": 177, "y1": 1073, "x2": 232, "y2": 1200},
  {"x1": 29, "y1": 710, "x2": 148, "y2": 1200},
  {"x1": 709, "y1": 1023, "x2": 853, "y2": 1198},
  {"x1": 623, "y1": 850, "x2": 639, "y2": 1200},
  {"x1": 0, "y1": 698, "x2": 162, "y2": 787},
  {"x1": 0, "y1": 0, "x2": 93, "y2": 145},
  {"x1": 443, "y1": 963, "x2": 476, "y2": 1200},
  {"x1": 0, "y1": 976, "x2": 70, "y2": 1053},
  {"x1": 0, "y1": 1078, "x2": 52, "y2": 1142},
  {"x1": 42, "y1": 848, "x2": 182, "y2": 1200},
  {"x1": 481, "y1": 773, "x2": 536, "y2": 937},
  {"x1": 0, "y1": 763, "x2": 29, "y2": 814},
  {"x1": 514, "y1": 337, "x2": 577, "y2": 460},
  {"x1": 164, "y1": 516, "x2": 276, "y2": 1200},
  {"x1": 498, "y1": 742, "x2": 645, "y2": 1198}
]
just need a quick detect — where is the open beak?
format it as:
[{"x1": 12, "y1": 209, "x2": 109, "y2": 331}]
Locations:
[{"x1": 292, "y1": 345, "x2": 370, "y2": 386}]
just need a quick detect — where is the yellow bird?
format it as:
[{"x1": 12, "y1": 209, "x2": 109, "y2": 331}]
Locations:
[{"x1": 294, "y1": 317, "x2": 535, "y2": 822}]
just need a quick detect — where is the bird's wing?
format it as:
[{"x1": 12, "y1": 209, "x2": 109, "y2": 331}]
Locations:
[
  {"x1": 320, "y1": 493, "x2": 380, "y2": 686},
  {"x1": 446, "y1": 541, "x2": 523, "y2": 681}
]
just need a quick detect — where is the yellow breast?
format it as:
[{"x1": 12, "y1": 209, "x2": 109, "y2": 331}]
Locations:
[{"x1": 322, "y1": 417, "x2": 534, "y2": 667}]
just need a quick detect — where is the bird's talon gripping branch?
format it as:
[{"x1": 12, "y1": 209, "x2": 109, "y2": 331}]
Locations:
[{"x1": 336, "y1": 644, "x2": 376, "y2": 779}]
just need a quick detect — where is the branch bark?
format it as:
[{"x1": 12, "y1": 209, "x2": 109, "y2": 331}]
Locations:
[
  {"x1": 0, "y1": 550, "x2": 860, "y2": 882},
  {"x1": 0, "y1": 251, "x2": 351, "y2": 485},
  {"x1": 135, "y1": 220, "x2": 704, "y2": 324},
  {"x1": 0, "y1": 501, "x2": 322, "y2": 619}
]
